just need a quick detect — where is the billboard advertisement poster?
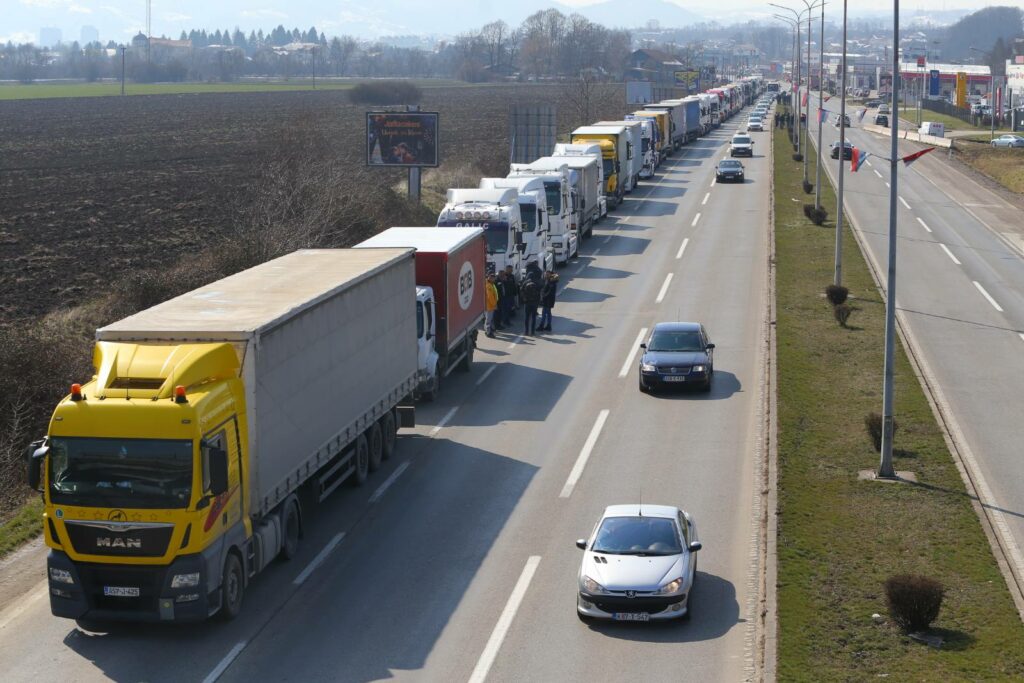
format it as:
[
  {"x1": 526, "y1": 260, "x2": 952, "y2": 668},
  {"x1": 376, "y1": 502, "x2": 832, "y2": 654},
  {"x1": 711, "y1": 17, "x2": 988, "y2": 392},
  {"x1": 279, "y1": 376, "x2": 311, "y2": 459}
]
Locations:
[
  {"x1": 956, "y1": 72, "x2": 968, "y2": 109},
  {"x1": 366, "y1": 112, "x2": 440, "y2": 167},
  {"x1": 626, "y1": 80, "x2": 654, "y2": 104},
  {"x1": 674, "y1": 70, "x2": 700, "y2": 91},
  {"x1": 928, "y1": 69, "x2": 940, "y2": 97}
]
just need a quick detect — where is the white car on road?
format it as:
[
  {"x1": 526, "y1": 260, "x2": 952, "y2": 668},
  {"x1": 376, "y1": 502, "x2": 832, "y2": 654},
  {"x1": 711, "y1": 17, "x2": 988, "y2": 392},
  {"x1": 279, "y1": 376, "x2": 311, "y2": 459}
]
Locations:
[
  {"x1": 576, "y1": 504, "x2": 701, "y2": 622},
  {"x1": 747, "y1": 116, "x2": 764, "y2": 131}
]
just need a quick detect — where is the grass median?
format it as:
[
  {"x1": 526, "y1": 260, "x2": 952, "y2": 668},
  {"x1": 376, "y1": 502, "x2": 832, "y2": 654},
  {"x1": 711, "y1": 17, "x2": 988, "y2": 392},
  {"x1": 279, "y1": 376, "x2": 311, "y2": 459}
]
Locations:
[{"x1": 772, "y1": 122, "x2": 1024, "y2": 679}]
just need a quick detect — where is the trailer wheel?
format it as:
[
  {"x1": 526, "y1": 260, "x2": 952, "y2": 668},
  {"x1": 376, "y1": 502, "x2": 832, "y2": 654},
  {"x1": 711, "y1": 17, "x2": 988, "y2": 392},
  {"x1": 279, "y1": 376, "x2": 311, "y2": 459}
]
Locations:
[
  {"x1": 367, "y1": 422, "x2": 383, "y2": 472},
  {"x1": 380, "y1": 412, "x2": 397, "y2": 461},
  {"x1": 219, "y1": 553, "x2": 244, "y2": 621},
  {"x1": 350, "y1": 435, "x2": 369, "y2": 487},
  {"x1": 458, "y1": 345, "x2": 473, "y2": 372},
  {"x1": 280, "y1": 499, "x2": 301, "y2": 561}
]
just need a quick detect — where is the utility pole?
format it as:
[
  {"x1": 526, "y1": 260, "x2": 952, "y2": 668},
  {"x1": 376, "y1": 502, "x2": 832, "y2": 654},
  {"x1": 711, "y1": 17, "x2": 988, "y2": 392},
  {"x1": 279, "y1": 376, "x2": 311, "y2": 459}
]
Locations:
[
  {"x1": 120, "y1": 46, "x2": 127, "y2": 96},
  {"x1": 814, "y1": 0, "x2": 825, "y2": 209},
  {"x1": 834, "y1": 0, "x2": 848, "y2": 286},
  {"x1": 803, "y1": 6, "x2": 814, "y2": 187}
]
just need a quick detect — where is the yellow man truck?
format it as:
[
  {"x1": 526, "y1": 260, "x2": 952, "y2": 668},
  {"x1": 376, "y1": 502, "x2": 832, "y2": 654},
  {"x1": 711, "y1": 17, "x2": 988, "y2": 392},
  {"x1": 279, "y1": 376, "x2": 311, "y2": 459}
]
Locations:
[
  {"x1": 26, "y1": 249, "x2": 417, "y2": 622},
  {"x1": 571, "y1": 125, "x2": 629, "y2": 209}
]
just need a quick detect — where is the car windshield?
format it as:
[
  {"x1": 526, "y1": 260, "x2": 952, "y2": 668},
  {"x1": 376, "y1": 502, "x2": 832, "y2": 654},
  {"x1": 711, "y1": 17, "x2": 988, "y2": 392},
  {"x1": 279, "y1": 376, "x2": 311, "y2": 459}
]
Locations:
[
  {"x1": 49, "y1": 437, "x2": 193, "y2": 509},
  {"x1": 592, "y1": 516, "x2": 682, "y2": 556},
  {"x1": 720, "y1": 160, "x2": 742, "y2": 169},
  {"x1": 733, "y1": 136, "x2": 751, "y2": 144},
  {"x1": 647, "y1": 329, "x2": 704, "y2": 352}
]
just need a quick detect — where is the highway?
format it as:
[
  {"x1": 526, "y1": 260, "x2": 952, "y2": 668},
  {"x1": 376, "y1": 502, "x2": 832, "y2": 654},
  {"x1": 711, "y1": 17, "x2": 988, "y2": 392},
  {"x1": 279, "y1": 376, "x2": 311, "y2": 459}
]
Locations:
[
  {"x1": 806, "y1": 95, "x2": 1024, "y2": 604},
  {"x1": 0, "y1": 111, "x2": 771, "y2": 682}
]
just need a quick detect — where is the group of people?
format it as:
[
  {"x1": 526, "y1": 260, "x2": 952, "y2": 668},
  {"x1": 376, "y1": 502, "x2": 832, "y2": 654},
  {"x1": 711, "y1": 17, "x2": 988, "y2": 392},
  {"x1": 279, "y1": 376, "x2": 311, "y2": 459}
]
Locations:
[{"x1": 484, "y1": 261, "x2": 559, "y2": 338}]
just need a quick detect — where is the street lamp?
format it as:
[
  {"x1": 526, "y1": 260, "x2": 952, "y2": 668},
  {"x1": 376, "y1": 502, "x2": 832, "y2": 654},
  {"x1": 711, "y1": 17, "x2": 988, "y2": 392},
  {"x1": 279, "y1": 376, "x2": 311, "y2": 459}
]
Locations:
[
  {"x1": 970, "y1": 46, "x2": 997, "y2": 141},
  {"x1": 771, "y1": 14, "x2": 802, "y2": 149},
  {"x1": 801, "y1": 0, "x2": 828, "y2": 210},
  {"x1": 834, "y1": 0, "x2": 849, "y2": 287}
]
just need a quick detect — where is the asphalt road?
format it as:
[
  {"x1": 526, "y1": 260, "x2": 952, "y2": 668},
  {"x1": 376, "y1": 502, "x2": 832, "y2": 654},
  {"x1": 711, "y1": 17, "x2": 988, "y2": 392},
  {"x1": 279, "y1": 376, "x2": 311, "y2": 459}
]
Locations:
[
  {"x1": 805, "y1": 94, "x2": 1024, "y2": 601},
  {"x1": 0, "y1": 110, "x2": 771, "y2": 682}
]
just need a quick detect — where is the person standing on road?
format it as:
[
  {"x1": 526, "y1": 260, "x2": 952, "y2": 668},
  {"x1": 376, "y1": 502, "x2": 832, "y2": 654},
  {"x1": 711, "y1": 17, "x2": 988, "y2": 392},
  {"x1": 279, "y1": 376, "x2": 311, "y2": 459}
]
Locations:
[
  {"x1": 484, "y1": 273, "x2": 498, "y2": 338},
  {"x1": 538, "y1": 270, "x2": 558, "y2": 332},
  {"x1": 501, "y1": 266, "x2": 518, "y2": 325},
  {"x1": 520, "y1": 272, "x2": 541, "y2": 336},
  {"x1": 495, "y1": 271, "x2": 509, "y2": 330}
]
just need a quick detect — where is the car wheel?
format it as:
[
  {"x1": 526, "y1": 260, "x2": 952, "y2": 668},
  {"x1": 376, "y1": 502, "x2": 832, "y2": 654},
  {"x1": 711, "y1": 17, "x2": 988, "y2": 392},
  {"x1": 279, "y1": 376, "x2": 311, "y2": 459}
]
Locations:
[
  {"x1": 701, "y1": 376, "x2": 712, "y2": 393},
  {"x1": 218, "y1": 553, "x2": 244, "y2": 621}
]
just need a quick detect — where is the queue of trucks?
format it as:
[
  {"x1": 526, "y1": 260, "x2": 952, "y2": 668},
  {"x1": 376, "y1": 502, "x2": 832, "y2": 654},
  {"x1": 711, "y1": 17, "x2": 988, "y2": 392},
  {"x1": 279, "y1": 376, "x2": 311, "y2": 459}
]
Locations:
[{"x1": 26, "y1": 76, "x2": 766, "y2": 624}]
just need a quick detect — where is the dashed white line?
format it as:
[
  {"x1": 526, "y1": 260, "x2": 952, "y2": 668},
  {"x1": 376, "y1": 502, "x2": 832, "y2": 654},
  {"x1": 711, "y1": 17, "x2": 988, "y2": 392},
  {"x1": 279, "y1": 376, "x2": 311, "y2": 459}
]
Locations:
[
  {"x1": 475, "y1": 365, "x2": 496, "y2": 386},
  {"x1": 428, "y1": 406, "x2": 459, "y2": 437},
  {"x1": 898, "y1": 196, "x2": 911, "y2": 210},
  {"x1": 1019, "y1": 333, "x2": 1024, "y2": 344},
  {"x1": 885, "y1": 181, "x2": 890, "y2": 189},
  {"x1": 293, "y1": 532, "x2": 345, "y2": 586},
  {"x1": 710, "y1": 179, "x2": 716, "y2": 187},
  {"x1": 468, "y1": 555, "x2": 542, "y2": 683},
  {"x1": 368, "y1": 461, "x2": 411, "y2": 504},
  {"x1": 702, "y1": 192, "x2": 710, "y2": 205},
  {"x1": 202, "y1": 641, "x2": 248, "y2": 683},
  {"x1": 676, "y1": 238, "x2": 690, "y2": 260},
  {"x1": 618, "y1": 327, "x2": 649, "y2": 378},
  {"x1": 691, "y1": 213, "x2": 701, "y2": 227},
  {"x1": 865, "y1": 159, "x2": 872, "y2": 167},
  {"x1": 560, "y1": 409, "x2": 611, "y2": 498},
  {"x1": 506, "y1": 334, "x2": 523, "y2": 350},
  {"x1": 973, "y1": 281, "x2": 1004, "y2": 312},
  {"x1": 656, "y1": 273, "x2": 674, "y2": 303},
  {"x1": 939, "y1": 243, "x2": 961, "y2": 265},
  {"x1": 916, "y1": 217, "x2": 933, "y2": 233},
  {"x1": 873, "y1": 168, "x2": 883, "y2": 179}
]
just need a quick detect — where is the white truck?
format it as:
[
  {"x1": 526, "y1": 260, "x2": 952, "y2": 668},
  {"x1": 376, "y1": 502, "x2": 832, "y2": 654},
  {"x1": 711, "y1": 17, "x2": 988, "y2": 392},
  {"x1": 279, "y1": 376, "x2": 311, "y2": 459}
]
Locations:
[
  {"x1": 436, "y1": 188, "x2": 525, "y2": 281},
  {"x1": 643, "y1": 102, "x2": 687, "y2": 150},
  {"x1": 592, "y1": 120, "x2": 643, "y2": 191},
  {"x1": 479, "y1": 176, "x2": 561, "y2": 268},
  {"x1": 508, "y1": 159, "x2": 581, "y2": 263},
  {"x1": 623, "y1": 115, "x2": 658, "y2": 177},
  {"x1": 553, "y1": 142, "x2": 608, "y2": 219},
  {"x1": 549, "y1": 148, "x2": 603, "y2": 235}
]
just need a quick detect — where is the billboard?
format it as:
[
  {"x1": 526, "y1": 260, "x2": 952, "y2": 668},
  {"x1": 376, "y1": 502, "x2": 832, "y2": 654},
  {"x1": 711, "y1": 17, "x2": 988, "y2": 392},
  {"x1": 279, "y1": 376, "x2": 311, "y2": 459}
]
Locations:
[
  {"x1": 928, "y1": 69, "x2": 940, "y2": 97},
  {"x1": 674, "y1": 70, "x2": 700, "y2": 91},
  {"x1": 509, "y1": 105, "x2": 556, "y2": 165},
  {"x1": 955, "y1": 72, "x2": 968, "y2": 109},
  {"x1": 366, "y1": 112, "x2": 440, "y2": 167},
  {"x1": 626, "y1": 80, "x2": 654, "y2": 104}
]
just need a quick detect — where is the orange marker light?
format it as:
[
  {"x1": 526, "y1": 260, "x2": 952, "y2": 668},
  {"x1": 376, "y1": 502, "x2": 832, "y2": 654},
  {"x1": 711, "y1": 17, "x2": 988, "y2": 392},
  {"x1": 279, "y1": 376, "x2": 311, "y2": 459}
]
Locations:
[
  {"x1": 174, "y1": 385, "x2": 188, "y2": 404},
  {"x1": 70, "y1": 383, "x2": 83, "y2": 401}
]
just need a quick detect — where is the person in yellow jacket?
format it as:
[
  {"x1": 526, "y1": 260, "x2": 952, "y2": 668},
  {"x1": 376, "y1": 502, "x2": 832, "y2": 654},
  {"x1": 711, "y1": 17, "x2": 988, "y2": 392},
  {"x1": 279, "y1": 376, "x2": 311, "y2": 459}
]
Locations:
[{"x1": 485, "y1": 273, "x2": 499, "y2": 338}]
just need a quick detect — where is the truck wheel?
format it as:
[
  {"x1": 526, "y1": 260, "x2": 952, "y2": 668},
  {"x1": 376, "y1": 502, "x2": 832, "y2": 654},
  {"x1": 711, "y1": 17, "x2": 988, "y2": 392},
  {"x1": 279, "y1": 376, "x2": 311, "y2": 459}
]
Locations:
[
  {"x1": 458, "y1": 345, "x2": 473, "y2": 372},
  {"x1": 350, "y1": 435, "x2": 369, "y2": 487},
  {"x1": 367, "y1": 422, "x2": 383, "y2": 472},
  {"x1": 219, "y1": 553, "x2": 244, "y2": 620},
  {"x1": 281, "y1": 499, "x2": 301, "y2": 561},
  {"x1": 380, "y1": 412, "x2": 397, "y2": 461}
]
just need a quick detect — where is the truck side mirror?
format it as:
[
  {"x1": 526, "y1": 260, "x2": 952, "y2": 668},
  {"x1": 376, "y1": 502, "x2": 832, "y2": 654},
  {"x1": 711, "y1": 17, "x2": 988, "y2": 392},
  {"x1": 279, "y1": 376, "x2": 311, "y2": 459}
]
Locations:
[
  {"x1": 517, "y1": 243, "x2": 527, "y2": 254},
  {"x1": 209, "y1": 447, "x2": 229, "y2": 496},
  {"x1": 26, "y1": 439, "x2": 48, "y2": 491}
]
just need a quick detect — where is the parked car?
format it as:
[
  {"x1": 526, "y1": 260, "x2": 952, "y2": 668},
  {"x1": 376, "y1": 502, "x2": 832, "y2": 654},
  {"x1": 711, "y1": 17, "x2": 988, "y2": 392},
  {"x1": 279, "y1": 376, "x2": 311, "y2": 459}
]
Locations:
[
  {"x1": 730, "y1": 134, "x2": 754, "y2": 157},
  {"x1": 830, "y1": 140, "x2": 853, "y2": 160},
  {"x1": 715, "y1": 159, "x2": 745, "y2": 183},
  {"x1": 874, "y1": 114, "x2": 889, "y2": 127},
  {"x1": 638, "y1": 322, "x2": 715, "y2": 392},
  {"x1": 576, "y1": 504, "x2": 702, "y2": 622},
  {"x1": 991, "y1": 134, "x2": 1024, "y2": 148}
]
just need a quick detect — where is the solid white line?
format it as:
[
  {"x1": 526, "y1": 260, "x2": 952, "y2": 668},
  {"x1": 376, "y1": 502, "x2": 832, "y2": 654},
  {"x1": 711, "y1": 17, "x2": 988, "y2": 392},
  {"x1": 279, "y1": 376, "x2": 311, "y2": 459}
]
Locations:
[
  {"x1": 202, "y1": 641, "x2": 248, "y2": 683},
  {"x1": 655, "y1": 273, "x2": 673, "y2": 303},
  {"x1": 475, "y1": 365, "x2": 496, "y2": 386},
  {"x1": 676, "y1": 238, "x2": 690, "y2": 260},
  {"x1": 618, "y1": 327, "x2": 649, "y2": 378},
  {"x1": 899, "y1": 196, "x2": 911, "y2": 210},
  {"x1": 702, "y1": 192, "x2": 710, "y2": 205},
  {"x1": 428, "y1": 406, "x2": 459, "y2": 437},
  {"x1": 710, "y1": 179, "x2": 716, "y2": 187},
  {"x1": 1019, "y1": 333, "x2": 1024, "y2": 344},
  {"x1": 368, "y1": 461, "x2": 411, "y2": 504},
  {"x1": 506, "y1": 334, "x2": 523, "y2": 350},
  {"x1": 560, "y1": 410, "x2": 611, "y2": 498},
  {"x1": 939, "y1": 243, "x2": 961, "y2": 265},
  {"x1": 873, "y1": 168, "x2": 883, "y2": 178},
  {"x1": 916, "y1": 216, "x2": 933, "y2": 233},
  {"x1": 691, "y1": 213, "x2": 701, "y2": 227},
  {"x1": 468, "y1": 556, "x2": 542, "y2": 683},
  {"x1": 293, "y1": 532, "x2": 345, "y2": 586},
  {"x1": 973, "y1": 281, "x2": 1004, "y2": 312},
  {"x1": 0, "y1": 580, "x2": 46, "y2": 631}
]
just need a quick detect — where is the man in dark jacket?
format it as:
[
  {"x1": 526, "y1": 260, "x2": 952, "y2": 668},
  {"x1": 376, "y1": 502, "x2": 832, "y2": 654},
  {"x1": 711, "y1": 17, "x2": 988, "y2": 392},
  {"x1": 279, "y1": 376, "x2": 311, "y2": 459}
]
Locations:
[
  {"x1": 520, "y1": 269, "x2": 542, "y2": 336},
  {"x1": 494, "y1": 271, "x2": 508, "y2": 330},
  {"x1": 538, "y1": 271, "x2": 558, "y2": 331},
  {"x1": 502, "y1": 265, "x2": 518, "y2": 323}
]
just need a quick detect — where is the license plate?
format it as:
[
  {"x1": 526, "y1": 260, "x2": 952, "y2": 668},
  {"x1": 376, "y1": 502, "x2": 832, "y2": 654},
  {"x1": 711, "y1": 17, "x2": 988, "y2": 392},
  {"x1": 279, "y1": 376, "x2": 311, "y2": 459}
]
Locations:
[
  {"x1": 613, "y1": 612, "x2": 650, "y2": 622},
  {"x1": 103, "y1": 586, "x2": 140, "y2": 597},
  {"x1": 663, "y1": 376, "x2": 686, "y2": 382}
]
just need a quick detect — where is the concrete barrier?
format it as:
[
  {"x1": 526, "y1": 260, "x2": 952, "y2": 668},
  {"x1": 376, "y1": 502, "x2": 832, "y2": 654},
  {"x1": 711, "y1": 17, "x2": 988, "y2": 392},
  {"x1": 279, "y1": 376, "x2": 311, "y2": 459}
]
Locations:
[{"x1": 860, "y1": 123, "x2": 953, "y2": 148}]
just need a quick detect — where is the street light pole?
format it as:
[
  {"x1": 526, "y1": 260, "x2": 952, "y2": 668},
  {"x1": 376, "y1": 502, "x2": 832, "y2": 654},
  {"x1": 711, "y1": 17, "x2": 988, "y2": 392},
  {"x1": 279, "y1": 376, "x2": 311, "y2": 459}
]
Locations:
[
  {"x1": 812, "y1": 0, "x2": 825, "y2": 209},
  {"x1": 970, "y1": 46, "x2": 997, "y2": 143},
  {"x1": 120, "y1": 46, "x2": 126, "y2": 96},
  {"x1": 834, "y1": 0, "x2": 848, "y2": 286}
]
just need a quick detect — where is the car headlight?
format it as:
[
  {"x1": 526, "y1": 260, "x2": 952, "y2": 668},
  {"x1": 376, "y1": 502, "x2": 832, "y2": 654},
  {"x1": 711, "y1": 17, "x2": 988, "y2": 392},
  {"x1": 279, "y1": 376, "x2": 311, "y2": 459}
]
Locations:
[
  {"x1": 653, "y1": 577, "x2": 685, "y2": 595},
  {"x1": 581, "y1": 576, "x2": 609, "y2": 594},
  {"x1": 692, "y1": 365, "x2": 705, "y2": 372},
  {"x1": 49, "y1": 567, "x2": 74, "y2": 584},
  {"x1": 171, "y1": 572, "x2": 201, "y2": 588},
  {"x1": 641, "y1": 363, "x2": 657, "y2": 372}
]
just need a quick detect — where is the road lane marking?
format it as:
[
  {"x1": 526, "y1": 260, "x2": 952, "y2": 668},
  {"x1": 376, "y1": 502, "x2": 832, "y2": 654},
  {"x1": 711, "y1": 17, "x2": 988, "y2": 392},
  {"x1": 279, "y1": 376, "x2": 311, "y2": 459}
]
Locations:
[
  {"x1": 885, "y1": 182, "x2": 890, "y2": 189},
  {"x1": 1019, "y1": 333, "x2": 1024, "y2": 344},
  {"x1": 702, "y1": 192, "x2": 710, "y2": 205},
  {"x1": 560, "y1": 410, "x2": 611, "y2": 498},
  {"x1": 369, "y1": 461, "x2": 411, "y2": 504},
  {"x1": 916, "y1": 217, "x2": 933, "y2": 233},
  {"x1": 475, "y1": 366, "x2": 496, "y2": 386},
  {"x1": 873, "y1": 169, "x2": 883, "y2": 179},
  {"x1": 676, "y1": 238, "x2": 690, "y2": 260},
  {"x1": 618, "y1": 328, "x2": 648, "y2": 378},
  {"x1": 293, "y1": 532, "x2": 345, "y2": 586},
  {"x1": 691, "y1": 213, "x2": 701, "y2": 227},
  {"x1": 506, "y1": 334, "x2": 523, "y2": 350},
  {"x1": 202, "y1": 641, "x2": 248, "y2": 683},
  {"x1": 429, "y1": 406, "x2": 459, "y2": 437},
  {"x1": 939, "y1": 243, "x2": 961, "y2": 265},
  {"x1": 973, "y1": 281, "x2": 1004, "y2": 312},
  {"x1": 865, "y1": 160, "x2": 872, "y2": 167},
  {"x1": 710, "y1": 179, "x2": 716, "y2": 187},
  {"x1": 656, "y1": 273, "x2": 673, "y2": 303},
  {"x1": 468, "y1": 555, "x2": 542, "y2": 683},
  {"x1": 899, "y1": 196, "x2": 911, "y2": 210}
]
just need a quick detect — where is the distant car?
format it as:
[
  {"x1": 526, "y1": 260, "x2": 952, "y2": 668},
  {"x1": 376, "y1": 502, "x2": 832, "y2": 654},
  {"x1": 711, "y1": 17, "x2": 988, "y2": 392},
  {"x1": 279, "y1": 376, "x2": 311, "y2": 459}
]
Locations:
[
  {"x1": 874, "y1": 114, "x2": 889, "y2": 127},
  {"x1": 830, "y1": 140, "x2": 854, "y2": 160},
  {"x1": 730, "y1": 134, "x2": 754, "y2": 157},
  {"x1": 991, "y1": 134, "x2": 1024, "y2": 148},
  {"x1": 865, "y1": 99, "x2": 882, "y2": 108},
  {"x1": 638, "y1": 322, "x2": 715, "y2": 392},
  {"x1": 878, "y1": 103, "x2": 890, "y2": 115},
  {"x1": 747, "y1": 117, "x2": 764, "y2": 131},
  {"x1": 834, "y1": 114, "x2": 851, "y2": 127},
  {"x1": 716, "y1": 159, "x2": 745, "y2": 183},
  {"x1": 576, "y1": 504, "x2": 702, "y2": 622}
]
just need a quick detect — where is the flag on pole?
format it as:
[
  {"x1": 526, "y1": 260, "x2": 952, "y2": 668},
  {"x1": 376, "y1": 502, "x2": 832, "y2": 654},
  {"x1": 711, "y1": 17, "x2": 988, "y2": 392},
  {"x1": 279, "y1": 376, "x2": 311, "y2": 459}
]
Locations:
[
  {"x1": 857, "y1": 108, "x2": 867, "y2": 122},
  {"x1": 851, "y1": 148, "x2": 871, "y2": 172},
  {"x1": 818, "y1": 107, "x2": 828, "y2": 123},
  {"x1": 902, "y1": 147, "x2": 936, "y2": 166}
]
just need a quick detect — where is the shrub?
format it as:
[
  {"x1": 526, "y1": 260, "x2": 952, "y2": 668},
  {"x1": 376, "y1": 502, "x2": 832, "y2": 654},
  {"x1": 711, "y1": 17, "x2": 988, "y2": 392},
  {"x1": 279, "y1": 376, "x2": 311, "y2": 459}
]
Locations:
[
  {"x1": 803, "y1": 204, "x2": 828, "y2": 225},
  {"x1": 802, "y1": 180, "x2": 814, "y2": 194},
  {"x1": 865, "y1": 412, "x2": 899, "y2": 452},
  {"x1": 833, "y1": 303, "x2": 853, "y2": 327},
  {"x1": 792, "y1": 153, "x2": 804, "y2": 162},
  {"x1": 885, "y1": 575, "x2": 944, "y2": 632},
  {"x1": 348, "y1": 81, "x2": 423, "y2": 105},
  {"x1": 826, "y1": 284, "x2": 849, "y2": 305}
]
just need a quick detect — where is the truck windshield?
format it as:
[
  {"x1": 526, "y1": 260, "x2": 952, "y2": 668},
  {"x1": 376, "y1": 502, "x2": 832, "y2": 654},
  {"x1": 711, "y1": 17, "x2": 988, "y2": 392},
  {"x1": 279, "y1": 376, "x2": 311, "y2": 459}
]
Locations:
[
  {"x1": 49, "y1": 437, "x2": 193, "y2": 509},
  {"x1": 543, "y1": 182, "x2": 561, "y2": 214},
  {"x1": 438, "y1": 219, "x2": 509, "y2": 254},
  {"x1": 520, "y1": 203, "x2": 538, "y2": 233}
]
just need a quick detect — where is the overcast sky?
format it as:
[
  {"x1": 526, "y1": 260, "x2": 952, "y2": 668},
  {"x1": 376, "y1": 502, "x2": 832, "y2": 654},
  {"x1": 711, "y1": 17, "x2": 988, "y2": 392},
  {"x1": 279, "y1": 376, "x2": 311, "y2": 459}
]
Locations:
[{"x1": 3, "y1": 0, "x2": 999, "y2": 45}]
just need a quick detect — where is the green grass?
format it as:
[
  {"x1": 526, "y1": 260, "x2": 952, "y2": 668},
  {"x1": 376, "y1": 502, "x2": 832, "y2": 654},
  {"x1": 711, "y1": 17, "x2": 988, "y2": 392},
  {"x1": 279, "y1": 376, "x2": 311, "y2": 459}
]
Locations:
[
  {"x1": 773, "y1": 120, "x2": 1024, "y2": 680},
  {"x1": 952, "y1": 141, "x2": 1024, "y2": 194},
  {"x1": 0, "y1": 498, "x2": 43, "y2": 559},
  {"x1": 896, "y1": 105, "x2": 992, "y2": 132}
]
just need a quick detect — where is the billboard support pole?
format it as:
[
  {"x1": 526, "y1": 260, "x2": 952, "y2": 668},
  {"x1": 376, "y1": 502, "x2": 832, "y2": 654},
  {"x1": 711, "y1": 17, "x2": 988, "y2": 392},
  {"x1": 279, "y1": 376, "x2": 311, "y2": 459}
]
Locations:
[{"x1": 407, "y1": 104, "x2": 421, "y2": 203}]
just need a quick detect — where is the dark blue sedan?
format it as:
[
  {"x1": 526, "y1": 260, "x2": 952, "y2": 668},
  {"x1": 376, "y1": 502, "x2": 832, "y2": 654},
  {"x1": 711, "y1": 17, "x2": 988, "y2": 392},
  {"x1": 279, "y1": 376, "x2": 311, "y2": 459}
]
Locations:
[{"x1": 638, "y1": 322, "x2": 715, "y2": 393}]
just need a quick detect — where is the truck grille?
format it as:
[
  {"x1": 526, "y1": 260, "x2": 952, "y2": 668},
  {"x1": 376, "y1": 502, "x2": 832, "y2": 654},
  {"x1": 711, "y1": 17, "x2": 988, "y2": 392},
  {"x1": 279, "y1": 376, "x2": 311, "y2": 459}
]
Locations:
[{"x1": 65, "y1": 520, "x2": 173, "y2": 558}]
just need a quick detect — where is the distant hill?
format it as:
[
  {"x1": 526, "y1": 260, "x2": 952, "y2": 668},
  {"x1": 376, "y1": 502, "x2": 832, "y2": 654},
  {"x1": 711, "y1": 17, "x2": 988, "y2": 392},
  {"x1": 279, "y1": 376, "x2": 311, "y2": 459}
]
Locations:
[
  {"x1": 569, "y1": 0, "x2": 704, "y2": 30},
  {"x1": 940, "y1": 6, "x2": 1024, "y2": 61}
]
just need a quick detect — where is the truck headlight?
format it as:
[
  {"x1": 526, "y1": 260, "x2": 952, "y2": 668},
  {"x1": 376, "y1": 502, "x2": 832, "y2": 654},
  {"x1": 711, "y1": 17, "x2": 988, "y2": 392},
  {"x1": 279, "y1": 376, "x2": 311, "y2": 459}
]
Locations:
[
  {"x1": 171, "y1": 572, "x2": 201, "y2": 588},
  {"x1": 581, "y1": 576, "x2": 609, "y2": 595},
  {"x1": 641, "y1": 363, "x2": 657, "y2": 372},
  {"x1": 49, "y1": 567, "x2": 74, "y2": 584},
  {"x1": 653, "y1": 577, "x2": 685, "y2": 595}
]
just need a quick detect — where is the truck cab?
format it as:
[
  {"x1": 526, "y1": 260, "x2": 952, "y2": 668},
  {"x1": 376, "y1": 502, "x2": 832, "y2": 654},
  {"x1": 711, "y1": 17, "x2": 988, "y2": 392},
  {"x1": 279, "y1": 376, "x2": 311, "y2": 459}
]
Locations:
[
  {"x1": 623, "y1": 116, "x2": 658, "y2": 177},
  {"x1": 572, "y1": 126, "x2": 630, "y2": 207},
  {"x1": 632, "y1": 110, "x2": 669, "y2": 163},
  {"x1": 506, "y1": 161, "x2": 578, "y2": 264},
  {"x1": 479, "y1": 176, "x2": 560, "y2": 269},
  {"x1": 437, "y1": 188, "x2": 524, "y2": 279}
]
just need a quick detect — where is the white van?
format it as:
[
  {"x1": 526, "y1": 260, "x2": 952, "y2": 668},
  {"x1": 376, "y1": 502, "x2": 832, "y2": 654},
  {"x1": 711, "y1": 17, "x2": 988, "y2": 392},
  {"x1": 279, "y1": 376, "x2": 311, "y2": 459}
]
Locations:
[{"x1": 918, "y1": 122, "x2": 945, "y2": 138}]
